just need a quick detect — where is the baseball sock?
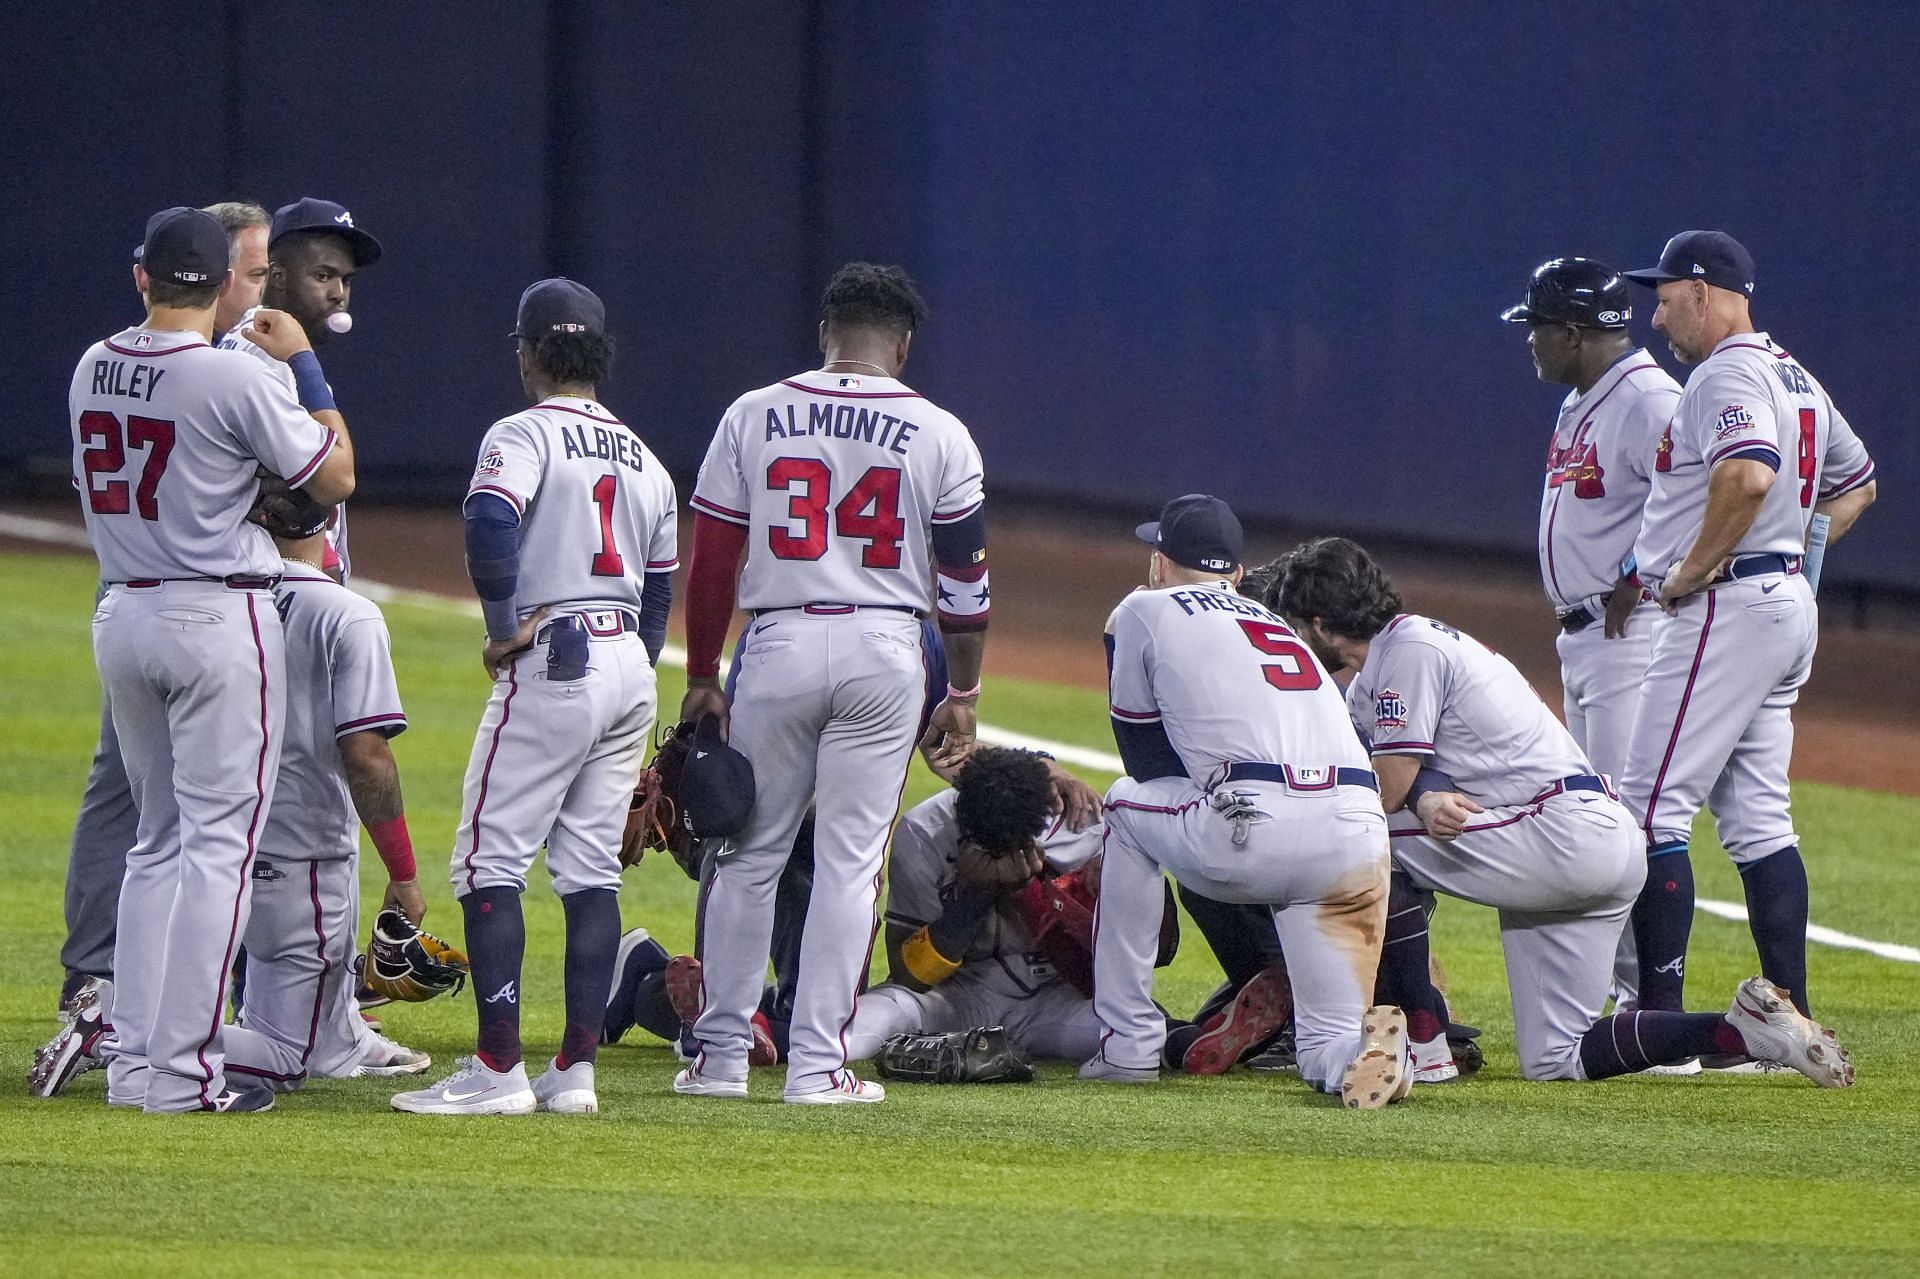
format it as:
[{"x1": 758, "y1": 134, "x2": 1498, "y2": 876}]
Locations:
[
  {"x1": 1378, "y1": 874, "x2": 1449, "y2": 1043},
  {"x1": 1738, "y1": 845, "x2": 1811, "y2": 1016},
  {"x1": 558, "y1": 888, "x2": 621, "y2": 1070},
  {"x1": 463, "y1": 888, "x2": 525, "y2": 1073},
  {"x1": 1631, "y1": 841, "x2": 1694, "y2": 1010},
  {"x1": 1577, "y1": 1010, "x2": 1743, "y2": 1080}
]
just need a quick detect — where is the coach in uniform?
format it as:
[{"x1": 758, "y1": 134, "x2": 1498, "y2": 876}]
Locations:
[
  {"x1": 1616, "y1": 232, "x2": 1877, "y2": 1023},
  {"x1": 1500, "y1": 257, "x2": 1681, "y2": 1012}
]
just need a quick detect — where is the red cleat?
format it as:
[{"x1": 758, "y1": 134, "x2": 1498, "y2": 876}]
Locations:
[{"x1": 1182, "y1": 966, "x2": 1293, "y2": 1076}]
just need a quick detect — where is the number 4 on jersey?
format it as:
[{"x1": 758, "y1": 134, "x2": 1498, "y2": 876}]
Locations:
[{"x1": 767, "y1": 459, "x2": 904, "y2": 568}]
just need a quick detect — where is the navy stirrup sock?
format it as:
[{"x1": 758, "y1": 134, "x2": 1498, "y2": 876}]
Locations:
[
  {"x1": 558, "y1": 888, "x2": 622, "y2": 1069},
  {"x1": 1632, "y1": 841, "x2": 1694, "y2": 1010},
  {"x1": 1738, "y1": 845, "x2": 1811, "y2": 1016},
  {"x1": 463, "y1": 888, "x2": 526, "y2": 1072}
]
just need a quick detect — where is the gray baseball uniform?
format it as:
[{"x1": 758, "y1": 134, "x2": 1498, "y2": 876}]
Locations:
[
  {"x1": 843, "y1": 791, "x2": 1104, "y2": 1062},
  {"x1": 222, "y1": 562, "x2": 406, "y2": 1087},
  {"x1": 74, "y1": 324, "x2": 336, "y2": 1111},
  {"x1": 687, "y1": 369, "x2": 986, "y2": 1096},
  {"x1": 1347, "y1": 613, "x2": 1644, "y2": 1080},
  {"x1": 1095, "y1": 581, "x2": 1390, "y2": 1094},
  {"x1": 1536, "y1": 349, "x2": 1681, "y2": 1003}
]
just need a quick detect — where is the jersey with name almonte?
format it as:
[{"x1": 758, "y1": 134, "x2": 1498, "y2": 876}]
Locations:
[
  {"x1": 1537, "y1": 348, "x2": 1681, "y2": 610},
  {"x1": 1346, "y1": 613, "x2": 1592, "y2": 807},
  {"x1": 884, "y1": 789, "x2": 1102, "y2": 964},
  {"x1": 261, "y1": 562, "x2": 407, "y2": 861},
  {"x1": 69, "y1": 325, "x2": 336, "y2": 581},
  {"x1": 1633, "y1": 332, "x2": 1875, "y2": 584},
  {"x1": 219, "y1": 306, "x2": 353, "y2": 578},
  {"x1": 1106, "y1": 581, "x2": 1367, "y2": 786},
  {"x1": 689, "y1": 370, "x2": 985, "y2": 612},
  {"x1": 466, "y1": 395, "x2": 678, "y2": 615}
]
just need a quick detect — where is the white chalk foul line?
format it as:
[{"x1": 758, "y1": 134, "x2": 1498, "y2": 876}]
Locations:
[{"x1": 8, "y1": 508, "x2": 1916, "y2": 965}]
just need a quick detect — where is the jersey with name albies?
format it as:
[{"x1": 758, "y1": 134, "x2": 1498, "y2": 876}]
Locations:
[
  {"x1": 467, "y1": 396, "x2": 678, "y2": 615},
  {"x1": 1106, "y1": 581, "x2": 1367, "y2": 786},
  {"x1": 1634, "y1": 332, "x2": 1875, "y2": 583},
  {"x1": 689, "y1": 370, "x2": 985, "y2": 613},
  {"x1": 70, "y1": 326, "x2": 336, "y2": 581},
  {"x1": 1346, "y1": 613, "x2": 1592, "y2": 806},
  {"x1": 260, "y1": 563, "x2": 407, "y2": 861},
  {"x1": 1537, "y1": 349, "x2": 1681, "y2": 610},
  {"x1": 882, "y1": 788, "x2": 1102, "y2": 965}
]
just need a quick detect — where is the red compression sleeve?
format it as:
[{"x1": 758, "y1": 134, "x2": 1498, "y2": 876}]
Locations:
[
  {"x1": 684, "y1": 511, "x2": 748, "y2": 679},
  {"x1": 367, "y1": 815, "x2": 417, "y2": 882}
]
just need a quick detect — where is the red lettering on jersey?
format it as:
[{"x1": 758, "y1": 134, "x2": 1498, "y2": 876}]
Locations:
[
  {"x1": 1655, "y1": 423, "x2": 1674, "y2": 473},
  {"x1": 80, "y1": 410, "x2": 174, "y2": 521},
  {"x1": 1237, "y1": 619, "x2": 1322, "y2": 692}
]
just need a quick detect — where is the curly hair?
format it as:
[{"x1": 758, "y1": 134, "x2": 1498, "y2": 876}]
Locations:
[
  {"x1": 1273, "y1": 537, "x2": 1403, "y2": 641},
  {"x1": 953, "y1": 747, "x2": 1054, "y2": 856},
  {"x1": 1238, "y1": 557, "x2": 1285, "y2": 611},
  {"x1": 526, "y1": 331, "x2": 615, "y2": 387},
  {"x1": 821, "y1": 262, "x2": 929, "y2": 334}
]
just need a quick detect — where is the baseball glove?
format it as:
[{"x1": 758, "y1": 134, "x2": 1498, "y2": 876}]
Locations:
[
  {"x1": 248, "y1": 471, "x2": 332, "y2": 540},
  {"x1": 1022, "y1": 864, "x2": 1179, "y2": 998},
  {"x1": 874, "y1": 1026, "x2": 1034, "y2": 1084},
  {"x1": 623, "y1": 721, "x2": 698, "y2": 875},
  {"x1": 360, "y1": 907, "x2": 469, "y2": 1003}
]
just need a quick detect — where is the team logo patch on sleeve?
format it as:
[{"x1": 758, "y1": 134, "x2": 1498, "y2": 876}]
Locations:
[
  {"x1": 1714, "y1": 404, "x2": 1756, "y2": 438},
  {"x1": 1375, "y1": 689, "x2": 1408, "y2": 729},
  {"x1": 475, "y1": 446, "x2": 506, "y2": 479}
]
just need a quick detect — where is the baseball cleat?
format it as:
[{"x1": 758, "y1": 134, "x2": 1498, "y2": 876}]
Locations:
[
  {"x1": 390, "y1": 1057, "x2": 536, "y2": 1114},
  {"x1": 531, "y1": 1058, "x2": 599, "y2": 1114},
  {"x1": 1726, "y1": 977, "x2": 1854, "y2": 1088},
  {"x1": 195, "y1": 1082, "x2": 276, "y2": 1113},
  {"x1": 355, "y1": 1033, "x2": 431, "y2": 1077},
  {"x1": 28, "y1": 984, "x2": 106, "y2": 1098},
  {"x1": 58, "y1": 974, "x2": 109, "y2": 1021},
  {"x1": 601, "y1": 928, "x2": 668, "y2": 1045},
  {"x1": 664, "y1": 954, "x2": 703, "y2": 1024},
  {"x1": 673, "y1": 1063, "x2": 748, "y2": 1099},
  {"x1": 749, "y1": 1011, "x2": 780, "y2": 1068},
  {"x1": 1642, "y1": 1057, "x2": 1704, "y2": 1076},
  {"x1": 1408, "y1": 1034, "x2": 1460, "y2": 1084},
  {"x1": 1182, "y1": 966, "x2": 1293, "y2": 1076},
  {"x1": 1706, "y1": 1057, "x2": 1792, "y2": 1075},
  {"x1": 1078, "y1": 1055, "x2": 1159, "y2": 1083},
  {"x1": 785, "y1": 1071, "x2": 885, "y2": 1105},
  {"x1": 1244, "y1": 1026, "x2": 1298, "y2": 1073},
  {"x1": 1340, "y1": 1005, "x2": 1412, "y2": 1110}
]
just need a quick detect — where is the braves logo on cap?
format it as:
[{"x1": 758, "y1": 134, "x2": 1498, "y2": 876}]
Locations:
[
  {"x1": 1715, "y1": 405, "x2": 1756, "y2": 439},
  {"x1": 1375, "y1": 689, "x2": 1408, "y2": 729},
  {"x1": 334, "y1": 210, "x2": 354, "y2": 225}
]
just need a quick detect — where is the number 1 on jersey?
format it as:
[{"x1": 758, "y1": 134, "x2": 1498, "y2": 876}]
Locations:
[{"x1": 590, "y1": 473, "x2": 624, "y2": 576}]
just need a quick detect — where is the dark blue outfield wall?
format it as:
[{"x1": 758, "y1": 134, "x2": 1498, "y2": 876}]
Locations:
[{"x1": 7, "y1": 3, "x2": 1914, "y2": 587}]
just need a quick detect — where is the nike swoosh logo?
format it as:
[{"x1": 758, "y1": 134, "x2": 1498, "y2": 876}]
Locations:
[
  {"x1": 441, "y1": 1087, "x2": 492, "y2": 1102},
  {"x1": 1762, "y1": 582, "x2": 1781, "y2": 594}
]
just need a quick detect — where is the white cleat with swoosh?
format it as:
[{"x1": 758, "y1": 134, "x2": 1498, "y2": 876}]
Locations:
[{"x1": 390, "y1": 1056, "x2": 537, "y2": 1115}]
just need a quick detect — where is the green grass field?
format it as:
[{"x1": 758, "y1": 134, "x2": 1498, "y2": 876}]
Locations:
[{"x1": 4, "y1": 549, "x2": 1918, "y2": 1277}]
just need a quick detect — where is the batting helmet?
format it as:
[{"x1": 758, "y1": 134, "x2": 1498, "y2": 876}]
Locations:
[{"x1": 1499, "y1": 257, "x2": 1632, "y2": 328}]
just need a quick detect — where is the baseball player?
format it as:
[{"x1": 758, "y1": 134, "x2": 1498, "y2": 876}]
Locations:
[
  {"x1": 211, "y1": 498, "x2": 430, "y2": 1089},
  {"x1": 1501, "y1": 257, "x2": 1682, "y2": 1012},
  {"x1": 66, "y1": 207, "x2": 356, "y2": 1113},
  {"x1": 1086, "y1": 496, "x2": 1409, "y2": 1109},
  {"x1": 47, "y1": 201, "x2": 276, "y2": 1031},
  {"x1": 1276, "y1": 536, "x2": 1852, "y2": 1087},
  {"x1": 1617, "y1": 232, "x2": 1877, "y2": 1022},
  {"x1": 221, "y1": 197, "x2": 382, "y2": 579},
  {"x1": 675, "y1": 262, "x2": 988, "y2": 1105},
  {"x1": 392, "y1": 278, "x2": 676, "y2": 1117}
]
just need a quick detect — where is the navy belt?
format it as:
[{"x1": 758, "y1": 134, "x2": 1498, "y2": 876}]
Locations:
[
  {"x1": 1220, "y1": 762, "x2": 1379, "y2": 793},
  {"x1": 1557, "y1": 606, "x2": 1597, "y2": 635},
  {"x1": 1723, "y1": 553, "x2": 1801, "y2": 581},
  {"x1": 117, "y1": 573, "x2": 281, "y2": 590},
  {"x1": 1529, "y1": 774, "x2": 1615, "y2": 803},
  {"x1": 538, "y1": 608, "x2": 639, "y2": 641},
  {"x1": 753, "y1": 603, "x2": 923, "y2": 619}
]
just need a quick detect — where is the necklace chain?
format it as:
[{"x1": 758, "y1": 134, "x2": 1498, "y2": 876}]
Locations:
[{"x1": 822, "y1": 359, "x2": 891, "y2": 376}]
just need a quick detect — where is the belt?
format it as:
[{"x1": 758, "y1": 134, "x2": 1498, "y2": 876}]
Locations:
[
  {"x1": 538, "y1": 608, "x2": 640, "y2": 641},
  {"x1": 1528, "y1": 773, "x2": 1615, "y2": 803},
  {"x1": 1219, "y1": 762, "x2": 1380, "y2": 793},
  {"x1": 752, "y1": 603, "x2": 924, "y2": 619},
  {"x1": 1556, "y1": 606, "x2": 1597, "y2": 635},
  {"x1": 1722, "y1": 553, "x2": 1801, "y2": 582},
  {"x1": 116, "y1": 574, "x2": 281, "y2": 590}
]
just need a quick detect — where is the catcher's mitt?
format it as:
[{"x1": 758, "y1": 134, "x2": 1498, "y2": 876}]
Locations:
[
  {"x1": 360, "y1": 907, "x2": 469, "y2": 1003},
  {"x1": 623, "y1": 721, "x2": 698, "y2": 876},
  {"x1": 248, "y1": 471, "x2": 332, "y2": 540},
  {"x1": 874, "y1": 1026, "x2": 1034, "y2": 1084}
]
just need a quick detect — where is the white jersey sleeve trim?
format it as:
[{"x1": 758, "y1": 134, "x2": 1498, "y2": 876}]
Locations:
[
  {"x1": 286, "y1": 430, "x2": 337, "y2": 488},
  {"x1": 689, "y1": 493, "x2": 749, "y2": 525}
]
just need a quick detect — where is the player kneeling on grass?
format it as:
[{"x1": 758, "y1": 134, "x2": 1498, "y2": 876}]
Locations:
[
  {"x1": 1274, "y1": 536, "x2": 1852, "y2": 1087},
  {"x1": 1086, "y1": 496, "x2": 1410, "y2": 1110}
]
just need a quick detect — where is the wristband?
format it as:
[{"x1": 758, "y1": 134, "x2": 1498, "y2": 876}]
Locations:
[
  {"x1": 1406, "y1": 765, "x2": 1457, "y2": 812},
  {"x1": 1617, "y1": 552, "x2": 1638, "y2": 583},
  {"x1": 946, "y1": 682, "x2": 981, "y2": 700},
  {"x1": 288, "y1": 351, "x2": 337, "y2": 413},
  {"x1": 366, "y1": 814, "x2": 417, "y2": 882}
]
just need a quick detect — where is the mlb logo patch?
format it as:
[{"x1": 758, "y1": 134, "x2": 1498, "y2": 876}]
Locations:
[
  {"x1": 132, "y1": 333, "x2": 153, "y2": 348},
  {"x1": 837, "y1": 376, "x2": 864, "y2": 390},
  {"x1": 1375, "y1": 688, "x2": 1408, "y2": 729},
  {"x1": 475, "y1": 446, "x2": 506, "y2": 478},
  {"x1": 1715, "y1": 404, "x2": 1755, "y2": 438}
]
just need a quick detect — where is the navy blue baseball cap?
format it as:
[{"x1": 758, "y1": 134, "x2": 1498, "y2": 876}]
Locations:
[
  {"x1": 677, "y1": 715, "x2": 755, "y2": 840},
  {"x1": 136, "y1": 207, "x2": 229, "y2": 287},
  {"x1": 1136, "y1": 494, "x2": 1244, "y2": 573},
  {"x1": 270, "y1": 197, "x2": 383, "y2": 267},
  {"x1": 512, "y1": 278, "x2": 606, "y2": 339},
  {"x1": 1623, "y1": 230, "x2": 1755, "y2": 297}
]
